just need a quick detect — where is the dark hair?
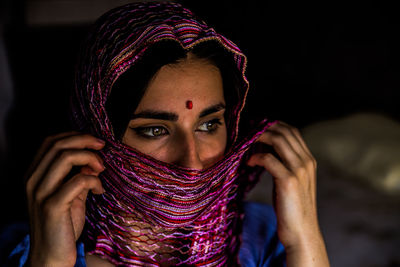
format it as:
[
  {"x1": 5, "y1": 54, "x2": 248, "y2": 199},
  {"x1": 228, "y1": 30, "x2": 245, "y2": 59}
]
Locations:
[{"x1": 106, "y1": 40, "x2": 241, "y2": 145}]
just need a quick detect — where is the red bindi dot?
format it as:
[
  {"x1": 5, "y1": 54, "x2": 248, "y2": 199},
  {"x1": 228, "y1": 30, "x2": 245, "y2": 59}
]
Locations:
[{"x1": 186, "y1": 100, "x2": 193, "y2": 109}]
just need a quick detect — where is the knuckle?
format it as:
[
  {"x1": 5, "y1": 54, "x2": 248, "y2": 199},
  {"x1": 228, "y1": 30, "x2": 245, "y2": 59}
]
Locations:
[
  {"x1": 75, "y1": 174, "x2": 97, "y2": 189},
  {"x1": 262, "y1": 153, "x2": 275, "y2": 163},
  {"x1": 59, "y1": 150, "x2": 75, "y2": 162},
  {"x1": 270, "y1": 132, "x2": 284, "y2": 144},
  {"x1": 279, "y1": 126, "x2": 292, "y2": 136},
  {"x1": 281, "y1": 124, "x2": 300, "y2": 138},
  {"x1": 312, "y1": 157, "x2": 318, "y2": 169},
  {"x1": 33, "y1": 190, "x2": 46, "y2": 204},
  {"x1": 25, "y1": 180, "x2": 37, "y2": 203},
  {"x1": 75, "y1": 175, "x2": 90, "y2": 188},
  {"x1": 87, "y1": 152, "x2": 100, "y2": 165},
  {"x1": 292, "y1": 127, "x2": 302, "y2": 136},
  {"x1": 306, "y1": 156, "x2": 317, "y2": 170},
  {"x1": 25, "y1": 177, "x2": 34, "y2": 194},
  {"x1": 295, "y1": 166, "x2": 308, "y2": 177},
  {"x1": 44, "y1": 133, "x2": 67, "y2": 149},
  {"x1": 307, "y1": 158, "x2": 315, "y2": 168},
  {"x1": 278, "y1": 121, "x2": 292, "y2": 129},
  {"x1": 51, "y1": 138, "x2": 69, "y2": 151}
]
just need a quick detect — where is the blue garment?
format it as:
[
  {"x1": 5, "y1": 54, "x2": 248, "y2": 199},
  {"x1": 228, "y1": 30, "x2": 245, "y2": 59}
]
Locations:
[{"x1": 1, "y1": 202, "x2": 285, "y2": 266}]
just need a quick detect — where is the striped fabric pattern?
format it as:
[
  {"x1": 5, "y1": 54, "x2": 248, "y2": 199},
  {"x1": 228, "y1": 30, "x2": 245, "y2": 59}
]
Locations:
[
  {"x1": 70, "y1": 2, "x2": 275, "y2": 266},
  {"x1": 84, "y1": 121, "x2": 273, "y2": 266}
]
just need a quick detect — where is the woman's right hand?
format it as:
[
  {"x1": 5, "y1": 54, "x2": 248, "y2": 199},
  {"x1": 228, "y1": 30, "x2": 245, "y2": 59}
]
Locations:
[{"x1": 25, "y1": 132, "x2": 106, "y2": 266}]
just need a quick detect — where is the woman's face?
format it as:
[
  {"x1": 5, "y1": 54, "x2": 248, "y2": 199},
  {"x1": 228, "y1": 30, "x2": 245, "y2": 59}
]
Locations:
[{"x1": 122, "y1": 54, "x2": 227, "y2": 170}]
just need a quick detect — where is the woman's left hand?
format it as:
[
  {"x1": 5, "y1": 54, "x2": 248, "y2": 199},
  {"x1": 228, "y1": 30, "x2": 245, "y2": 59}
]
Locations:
[{"x1": 247, "y1": 121, "x2": 329, "y2": 266}]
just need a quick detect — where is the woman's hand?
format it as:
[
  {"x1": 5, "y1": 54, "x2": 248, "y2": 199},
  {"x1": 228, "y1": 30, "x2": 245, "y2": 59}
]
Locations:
[
  {"x1": 247, "y1": 121, "x2": 329, "y2": 266},
  {"x1": 25, "y1": 132, "x2": 106, "y2": 267}
]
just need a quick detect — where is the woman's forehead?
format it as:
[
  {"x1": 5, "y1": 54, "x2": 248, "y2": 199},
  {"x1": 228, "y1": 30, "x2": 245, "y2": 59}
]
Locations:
[{"x1": 135, "y1": 58, "x2": 224, "y2": 112}]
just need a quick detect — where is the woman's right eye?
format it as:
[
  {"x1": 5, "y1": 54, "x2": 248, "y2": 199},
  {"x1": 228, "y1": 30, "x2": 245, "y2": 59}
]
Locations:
[{"x1": 131, "y1": 126, "x2": 168, "y2": 138}]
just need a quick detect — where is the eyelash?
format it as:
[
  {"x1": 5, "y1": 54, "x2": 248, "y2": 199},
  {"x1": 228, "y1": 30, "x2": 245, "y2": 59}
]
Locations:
[
  {"x1": 131, "y1": 126, "x2": 168, "y2": 139},
  {"x1": 131, "y1": 119, "x2": 223, "y2": 139},
  {"x1": 196, "y1": 118, "x2": 222, "y2": 133}
]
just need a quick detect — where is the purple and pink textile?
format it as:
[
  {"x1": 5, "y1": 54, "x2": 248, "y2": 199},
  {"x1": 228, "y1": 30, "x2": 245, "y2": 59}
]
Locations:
[{"x1": 70, "y1": 2, "x2": 275, "y2": 266}]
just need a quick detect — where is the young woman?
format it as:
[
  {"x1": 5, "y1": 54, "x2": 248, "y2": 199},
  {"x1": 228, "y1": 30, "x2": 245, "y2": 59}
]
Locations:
[{"x1": 8, "y1": 2, "x2": 329, "y2": 266}]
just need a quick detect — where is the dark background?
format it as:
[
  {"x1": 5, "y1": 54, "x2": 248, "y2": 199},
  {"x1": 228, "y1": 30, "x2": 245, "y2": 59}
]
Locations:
[{"x1": 1, "y1": 0, "x2": 399, "y2": 228}]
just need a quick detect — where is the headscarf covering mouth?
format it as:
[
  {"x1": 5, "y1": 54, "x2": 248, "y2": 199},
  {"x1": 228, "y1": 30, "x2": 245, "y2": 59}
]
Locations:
[{"x1": 70, "y1": 2, "x2": 276, "y2": 265}]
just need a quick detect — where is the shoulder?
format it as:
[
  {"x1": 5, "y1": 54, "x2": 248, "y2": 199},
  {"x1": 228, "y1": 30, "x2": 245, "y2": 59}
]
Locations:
[{"x1": 240, "y1": 202, "x2": 286, "y2": 267}]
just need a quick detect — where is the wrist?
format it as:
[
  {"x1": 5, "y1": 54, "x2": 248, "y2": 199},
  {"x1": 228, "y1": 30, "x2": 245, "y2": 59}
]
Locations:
[
  {"x1": 284, "y1": 230, "x2": 330, "y2": 267},
  {"x1": 28, "y1": 253, "x2": 74, "y2": 267}
]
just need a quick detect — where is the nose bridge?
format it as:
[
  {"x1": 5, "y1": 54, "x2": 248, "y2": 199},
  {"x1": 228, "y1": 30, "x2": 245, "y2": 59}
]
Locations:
[{"x1": 175, "y1": 132, "x2": 203, "y2": 170}]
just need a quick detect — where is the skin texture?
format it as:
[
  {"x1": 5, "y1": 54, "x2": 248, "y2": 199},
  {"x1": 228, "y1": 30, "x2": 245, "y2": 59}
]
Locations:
[
  {"x1": 247, "y1": 123, "x2": 330, "y2": 266},
  {"x1": 121, "y1": 54, "x2": 227, "y2": 170},
  {"x1": 26, "y1": 55, "x2": 329, "y2": 266},
  {"x1": 26, "y1": 132, "x2": 105, "y2": 266}
]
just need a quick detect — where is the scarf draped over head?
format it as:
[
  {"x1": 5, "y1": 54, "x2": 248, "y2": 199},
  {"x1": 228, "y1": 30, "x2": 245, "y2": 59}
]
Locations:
[{"x1": 71, "y1": 2, "x2": 275, "y2": 266}]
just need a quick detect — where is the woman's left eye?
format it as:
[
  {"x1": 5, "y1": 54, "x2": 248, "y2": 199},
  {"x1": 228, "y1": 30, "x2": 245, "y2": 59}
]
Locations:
[{"x1": 197, "y1": 119, "x2": 222, "y2": 133}]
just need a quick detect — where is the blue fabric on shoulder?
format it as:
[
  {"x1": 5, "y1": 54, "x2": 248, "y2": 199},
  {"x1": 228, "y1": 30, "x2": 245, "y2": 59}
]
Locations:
[
  {"x1": 0, "y1": 223, "x2": 30, "y2": 267},
  {"x1": 239, "y1": 202, "x2": 286, "y2": 266},
  {"x1": 9, "y1": 235, "x2": 30, "y2": 267},
  {"x1": 3, "y1": 202, "x2": 285, "y2": 267}
]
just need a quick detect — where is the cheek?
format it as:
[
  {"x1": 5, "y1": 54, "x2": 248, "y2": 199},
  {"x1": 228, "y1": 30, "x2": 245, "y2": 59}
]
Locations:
[
  {"x1": 122, "y1": 130, "x2": 168, "y2": 160},
  {"x1": 199, "y1": 127, "x2": 227, "y2": 165}
]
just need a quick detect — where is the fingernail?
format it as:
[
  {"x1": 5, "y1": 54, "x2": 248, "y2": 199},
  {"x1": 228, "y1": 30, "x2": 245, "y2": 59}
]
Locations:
[
  {"x1": 97, "y1": 138, "x2": 106, "y2": 145},
  {"x1": 99, "y1": 160, "x2": 105, "y2": 170}
]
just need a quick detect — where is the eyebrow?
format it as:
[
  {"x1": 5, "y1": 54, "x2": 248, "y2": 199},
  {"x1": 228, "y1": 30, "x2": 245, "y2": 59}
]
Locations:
[
  {"x1": 131, "y1": 103, "x2": 226, "y2": 121},
  {"x1": 131, "y1": 111, "x2": 179, "y2": 121},
  {"x1": 199, "y1": 103, "x2": 226, "y2": 118}
]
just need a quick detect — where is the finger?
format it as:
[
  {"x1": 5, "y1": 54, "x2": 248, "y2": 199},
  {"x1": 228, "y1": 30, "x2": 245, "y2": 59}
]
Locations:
[
  {"x1": 257, "y1": 131, "x2": 304, "y2": 170},
  {"x1": 31, "y1": 134, "x2": 106, "y2": 180},
  {"x1": 247, "y1": 152, "x2": 293, "y2": 181},
  {"x1": 276, "y1": 122, "x2": 317, "y2": 171},
  {"x1": 278, "y1": 121, "x2": 314, "y2": 157},
  {"x1": 26, "y1": 134, "x2": 105, "y2": 200},
  {"x1": 43, "y1": 174, "x2": 104, "y2": 214},
  {"x1": 80, "y1": 165, "x2": 103, "y2": 176},
  {"x1": 55, "y1": 174, "x2": 104, "y2": 205},
  {"x1": 34, "y1": 150, "x2": 105, "y2": 203},
  {"x1": 26, "y1": 132, "x2": 81, "y2": 211},
  {"x1": 266, "y1": 122, "x2": 308, "y2": 158}
]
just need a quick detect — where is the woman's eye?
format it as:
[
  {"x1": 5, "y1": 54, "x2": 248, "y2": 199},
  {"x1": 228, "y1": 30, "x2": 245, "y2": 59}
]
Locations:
[
  {"x1": 197, "y1": 119, "x2": 222, "y2": 133},
  {"x1": 132, "y1": 126, "x2": 168, "y2": 138}
]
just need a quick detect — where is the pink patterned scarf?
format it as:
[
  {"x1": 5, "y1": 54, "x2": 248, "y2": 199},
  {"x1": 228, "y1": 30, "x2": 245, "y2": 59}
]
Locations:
[{"x1": 70, "y1": 2, "x2": 275, "y2": 265}]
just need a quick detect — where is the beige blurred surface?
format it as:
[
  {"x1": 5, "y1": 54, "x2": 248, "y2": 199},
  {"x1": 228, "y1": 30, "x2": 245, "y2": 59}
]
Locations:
[{"x1": 303, "y1": 112, "x2": 400, "y2": 194}]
